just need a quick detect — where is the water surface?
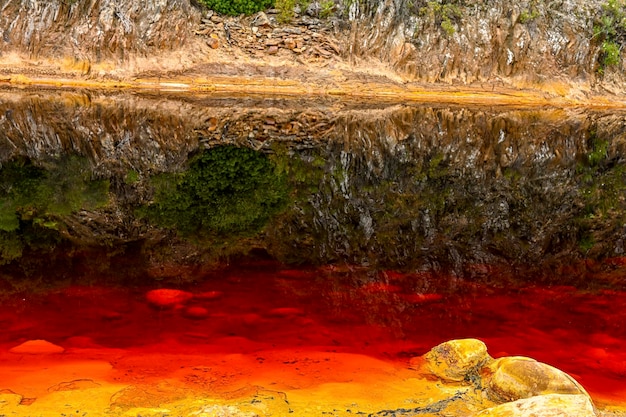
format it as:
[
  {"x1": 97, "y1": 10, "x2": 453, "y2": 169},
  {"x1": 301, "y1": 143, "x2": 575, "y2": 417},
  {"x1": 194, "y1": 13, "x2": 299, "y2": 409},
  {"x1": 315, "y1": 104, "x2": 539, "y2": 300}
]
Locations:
[{"x1": 1, "y1": 88, "x2": 625, "y2": 412}]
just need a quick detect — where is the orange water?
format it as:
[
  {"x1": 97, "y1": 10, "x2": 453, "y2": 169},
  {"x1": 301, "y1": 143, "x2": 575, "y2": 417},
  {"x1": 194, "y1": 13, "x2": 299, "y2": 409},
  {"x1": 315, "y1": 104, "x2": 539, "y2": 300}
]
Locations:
[{"x1": 1, "y1": 259, "x2": 625, "y2": 407}]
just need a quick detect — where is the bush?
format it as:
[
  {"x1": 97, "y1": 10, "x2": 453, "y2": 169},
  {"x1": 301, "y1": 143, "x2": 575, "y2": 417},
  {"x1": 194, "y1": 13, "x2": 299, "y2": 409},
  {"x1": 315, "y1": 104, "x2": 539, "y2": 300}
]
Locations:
[
  {"x1": 198, "y1": 0, "x2": 274, "y2": 16},
  {"x1": 419, "y1": 1, "x2": 462, "y2": 36},
  {"x1": 594, "y1": 0, "x2": 626, "y2": 72},
  {"x1": 602, "y1": 40, "x2": 621, "y2": 67}
]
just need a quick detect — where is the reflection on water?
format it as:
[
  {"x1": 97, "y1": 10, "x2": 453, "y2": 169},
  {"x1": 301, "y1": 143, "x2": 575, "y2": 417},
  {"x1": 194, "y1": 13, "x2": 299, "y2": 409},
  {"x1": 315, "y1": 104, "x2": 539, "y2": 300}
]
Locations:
[
  {"x1": 1, "y1": 88, "x2": 626, "y2": 411},
  {"x1": 1, "y1": 89, "x2": 626, "y2": 283}
]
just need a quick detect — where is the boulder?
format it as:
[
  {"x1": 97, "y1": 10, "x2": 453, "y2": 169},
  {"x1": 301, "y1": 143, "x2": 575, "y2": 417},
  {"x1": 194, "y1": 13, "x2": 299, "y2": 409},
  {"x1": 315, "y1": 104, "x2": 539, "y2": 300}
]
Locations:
[
  {"x1": 474, "y1": 394, "x2": 596, "y2": 417},
  {"x1": 424, "y1": 338, "x2": 491, "y2": 382},
  {"x1": 487, "y1": 357, "x2": 589, "y2": 402}
]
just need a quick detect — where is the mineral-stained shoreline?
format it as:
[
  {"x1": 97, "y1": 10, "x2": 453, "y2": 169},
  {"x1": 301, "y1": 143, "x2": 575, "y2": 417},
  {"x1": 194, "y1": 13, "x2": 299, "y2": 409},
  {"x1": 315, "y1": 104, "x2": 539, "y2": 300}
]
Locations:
[{"x1": 0, "y1": 336, "x2": 619, "y2": 416}]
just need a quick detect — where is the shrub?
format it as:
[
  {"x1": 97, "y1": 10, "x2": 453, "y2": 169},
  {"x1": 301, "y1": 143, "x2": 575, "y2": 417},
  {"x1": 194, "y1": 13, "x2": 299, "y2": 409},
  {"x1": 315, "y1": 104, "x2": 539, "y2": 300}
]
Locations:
[
  {"x1": 198, "y1": 0, "x2": 274, "y2": 16},
  {"x1": 594, "y1": 0, "x2": 626, "y2": 72},
  {"x1": 602, "y1": 40, "x2": 622, "y2": 67},
  {"x1": 419, "y1": 1, "x2": 462, "y2": 36}
]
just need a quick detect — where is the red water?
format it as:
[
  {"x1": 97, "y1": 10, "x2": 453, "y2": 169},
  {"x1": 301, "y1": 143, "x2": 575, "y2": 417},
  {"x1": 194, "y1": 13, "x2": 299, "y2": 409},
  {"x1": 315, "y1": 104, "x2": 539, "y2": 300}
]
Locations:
[{"x1": 2, "y1": 260, "x2": 626, "y2": 404}]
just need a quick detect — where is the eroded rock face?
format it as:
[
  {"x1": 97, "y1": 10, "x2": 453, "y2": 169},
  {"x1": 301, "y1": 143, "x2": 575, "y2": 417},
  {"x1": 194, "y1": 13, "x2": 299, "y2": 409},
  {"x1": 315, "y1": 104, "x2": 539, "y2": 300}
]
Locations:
[
  {"x1": 1, "y1": 0, "x2": 624, "y2": 95},
  {"x1": 344, "y1": 0, "x2": 624, "y2": 92},
  {"x1": 0, "y1": 0, "x2": 199, "y2": 61},
  {"x1": 474, "y1": 394, "x2": 596, "y2": 417}
]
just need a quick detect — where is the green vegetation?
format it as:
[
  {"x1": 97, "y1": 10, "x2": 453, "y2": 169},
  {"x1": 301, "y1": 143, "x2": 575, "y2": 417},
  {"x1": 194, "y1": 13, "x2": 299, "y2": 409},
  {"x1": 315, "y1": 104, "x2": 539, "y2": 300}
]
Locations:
[
  {"x1": 519, "y1": 1, "x2": 539, "y2": 24},
  {"x1": 574, "y1": 127, "x2": 626, "y2": 254},
  {"x1": 320, "y1": 0, "x2": 335, "y2": 18},
  {"x1": 0, "y1": 156, "x2": 109, "y2": 264},
  {"x1": 197, "y1": 0, "x2": 274, "y2": 16},
  {"x1": 593, "y1": 0, "x2": 626, "y2": 72},
  {"x1": 275, "y1": 0, "x2": 310, "y2": 22},
  {"x1": 125, "y1": 169, "x2": 140, "y2": 185},
  {"x1": 419, "y1": 1, "x2": 463, "y2": 36},
  {"x1": 140, "y1": 145, "x2": 289, "y2": 242},
  {"x1": 602, "y1": 39, "x2": 621, "y2": 67}
]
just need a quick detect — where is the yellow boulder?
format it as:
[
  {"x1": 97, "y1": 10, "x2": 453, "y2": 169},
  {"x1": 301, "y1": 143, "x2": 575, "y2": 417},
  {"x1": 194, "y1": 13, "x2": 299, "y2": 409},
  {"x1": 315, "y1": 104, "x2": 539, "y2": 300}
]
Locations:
[{"x1": 424, "y1": 338, "x2": 491, "y2": 382}]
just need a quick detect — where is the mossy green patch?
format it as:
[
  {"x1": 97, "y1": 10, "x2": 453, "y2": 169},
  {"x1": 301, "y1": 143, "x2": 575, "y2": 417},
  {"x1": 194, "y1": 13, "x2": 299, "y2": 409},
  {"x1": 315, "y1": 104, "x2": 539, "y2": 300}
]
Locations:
[
  {"x1": 0, "y1": 156, "x2": 109, "y2": 264},
  {"x1": 140, "y1": 145, "x2": 289, "y2": 242}
]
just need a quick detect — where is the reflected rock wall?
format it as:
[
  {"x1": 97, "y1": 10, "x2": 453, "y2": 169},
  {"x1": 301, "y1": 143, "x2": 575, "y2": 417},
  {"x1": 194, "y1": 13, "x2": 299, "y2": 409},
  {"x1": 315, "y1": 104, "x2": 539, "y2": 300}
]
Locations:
[{"x1": 1, "y1": 89, "x2": 626, "y2": 281}]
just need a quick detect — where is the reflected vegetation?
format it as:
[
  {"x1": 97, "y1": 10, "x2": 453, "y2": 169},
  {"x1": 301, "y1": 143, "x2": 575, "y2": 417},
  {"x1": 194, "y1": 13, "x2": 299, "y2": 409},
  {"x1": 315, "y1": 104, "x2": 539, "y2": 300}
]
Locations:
[
  {"x1": 0, "y1": 156, "x2": 109, "y2": 264},
  {"x1": 140, "y1": 145, "x2": 289, "y2": 241},
  {"x1": 1, "y1": 88, "x2": 626, "y2": 286}
]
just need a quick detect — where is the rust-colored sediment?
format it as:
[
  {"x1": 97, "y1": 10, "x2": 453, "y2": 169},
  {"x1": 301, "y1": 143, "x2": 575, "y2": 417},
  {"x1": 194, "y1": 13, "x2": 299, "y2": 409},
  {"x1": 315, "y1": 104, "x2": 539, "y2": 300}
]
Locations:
[
  {"x1": 1, "y1": 70, "x2": 625, "y2": 109},
  {"x1": 0, "y1": 348, "x2": 463, "y2": 417}
]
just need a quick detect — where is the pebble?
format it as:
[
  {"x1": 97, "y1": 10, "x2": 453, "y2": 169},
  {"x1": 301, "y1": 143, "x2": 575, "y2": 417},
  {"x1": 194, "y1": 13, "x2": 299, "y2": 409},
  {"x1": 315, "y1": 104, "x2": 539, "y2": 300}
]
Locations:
[
  {"x1": 183, "y1": 306, "x2": 209, "y2": 319},
  {"x1": 267, "y1": 307, "x2": 305, "y2": 317},
  {"x1": 207, "y1": 36, "x2": 219, "y2": 49}
]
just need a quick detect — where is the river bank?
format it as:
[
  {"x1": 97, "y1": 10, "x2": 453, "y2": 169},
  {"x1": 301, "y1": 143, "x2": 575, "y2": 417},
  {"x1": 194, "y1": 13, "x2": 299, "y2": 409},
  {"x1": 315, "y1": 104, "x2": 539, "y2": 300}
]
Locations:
[{"x1": 1, "y1": 1, "x2": 625, "y2": 107}]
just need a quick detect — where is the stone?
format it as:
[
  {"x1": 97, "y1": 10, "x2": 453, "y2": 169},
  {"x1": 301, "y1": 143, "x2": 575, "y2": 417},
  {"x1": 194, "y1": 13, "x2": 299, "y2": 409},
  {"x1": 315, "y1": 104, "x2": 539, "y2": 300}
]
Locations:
[
  {"x1": 145, "y1": 289, "x2": 193, "y2": 308},
  {"x1": 424, "y1": 338, "x2": 490, "y2": 382},
  {"x1": 284, "y1": 38, "x2": 297, "y2": 50},
  {"x1": 195, "y1": 290, "x2": 222, "y2": 300},
  {"x1": 252, "y1": 12, "x2": 271, "y2": 28},
  {"x1": 267, "y1": 45, "x2": 279, "y2": 55},
  {"x1": 9, "y1": 339, "x2": 65, "y2": 354},
  {"x1": 487, "y1": 357, "x2": 588, "y2": 402},
  {"x1": 473, "y1": 394, "x2": 596, "y2": 417},
  {"x1": 267, "y1": 307, "x2": 304, "y2": 317},
  {"x1": 207, "y1": 34, "x2": 219, "y2": 49}
]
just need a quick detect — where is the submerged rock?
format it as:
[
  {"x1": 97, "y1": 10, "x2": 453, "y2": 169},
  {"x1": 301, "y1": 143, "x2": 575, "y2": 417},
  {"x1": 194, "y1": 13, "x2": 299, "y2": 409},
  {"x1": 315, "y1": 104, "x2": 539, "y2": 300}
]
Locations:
[{"x1": 9, "y1": 339, "x2": 65, "y2": 354}]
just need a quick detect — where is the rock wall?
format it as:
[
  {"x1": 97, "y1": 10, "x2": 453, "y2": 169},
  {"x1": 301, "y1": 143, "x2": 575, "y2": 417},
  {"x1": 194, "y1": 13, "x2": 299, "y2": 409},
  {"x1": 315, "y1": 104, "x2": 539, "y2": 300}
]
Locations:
[
  {"x1": 1, "y1": 0, "x2": 625, "y2": 94},
  {"x1": 344, "y1": 0, "x2": 625, "y2": 92},
  {"x1": 0, "y1": 0, "x2": 199, "y2": 61}
]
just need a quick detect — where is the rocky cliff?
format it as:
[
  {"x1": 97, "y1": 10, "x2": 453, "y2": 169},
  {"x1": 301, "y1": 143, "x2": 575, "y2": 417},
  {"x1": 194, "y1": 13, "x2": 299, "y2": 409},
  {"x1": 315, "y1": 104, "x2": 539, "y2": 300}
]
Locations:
[{"x1": 1, "y1": 0, "x2": 625, "y2": 99}]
